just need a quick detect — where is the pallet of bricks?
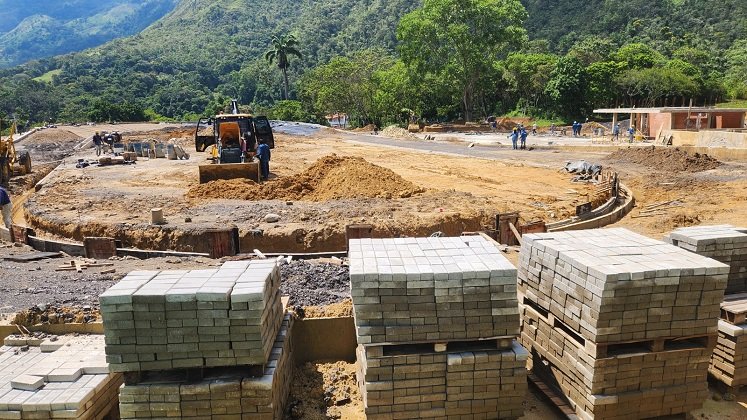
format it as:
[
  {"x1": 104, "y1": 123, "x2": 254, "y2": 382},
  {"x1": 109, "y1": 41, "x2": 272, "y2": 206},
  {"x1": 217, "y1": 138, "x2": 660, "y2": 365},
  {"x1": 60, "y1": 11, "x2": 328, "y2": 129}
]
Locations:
[
  {"x1": 666, "y1": 225, "x2": 747, "y2": 391},
  {"x1": 518, "y1": 228, "x2": 729, "y2": 420},
  {"x1": 349, "y1": 235, "x2": 528, "y2": 419},
  {"x1": 99, "y1": 260, "x2": 293, "y2": 419}
]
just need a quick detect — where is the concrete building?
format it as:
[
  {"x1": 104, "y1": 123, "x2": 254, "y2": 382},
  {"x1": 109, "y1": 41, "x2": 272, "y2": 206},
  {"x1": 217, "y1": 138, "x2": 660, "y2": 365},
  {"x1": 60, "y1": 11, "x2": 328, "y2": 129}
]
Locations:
[{"x1": 594, "y1": 107, "x2": 747, "y2": 148}]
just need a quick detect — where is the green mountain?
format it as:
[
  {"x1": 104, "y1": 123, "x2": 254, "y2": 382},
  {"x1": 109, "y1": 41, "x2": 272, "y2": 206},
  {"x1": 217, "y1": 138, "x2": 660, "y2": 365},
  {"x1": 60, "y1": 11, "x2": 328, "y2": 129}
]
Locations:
[
  {"x1": 0, "y1": 0, "x2": 179, "y2": 68},
  {"x1": 0, "y1": 0, "x2": 744, "y2": 123}
]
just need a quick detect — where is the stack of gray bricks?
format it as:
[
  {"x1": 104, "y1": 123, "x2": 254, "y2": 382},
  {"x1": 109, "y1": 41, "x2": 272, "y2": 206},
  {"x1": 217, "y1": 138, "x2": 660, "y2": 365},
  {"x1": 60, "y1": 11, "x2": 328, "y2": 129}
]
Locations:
[
  {"x1": 100, "y1": 260, "x2": 282, "y2": 371},
  {"x1": 101, "y1": 260, "x2": 292, "y2": 419},
  {"x1": 666, "y1": 224, "x2": 747, "y2": 293},
  {"x1": 666, "y1": 225, "x2": 747, "y2": 390},
  {"x1": 518, "y1": 228, "x2": 729, "y2": 419},
  {"x1": 350, "y1": 236, "x2": 528, "y2": 419},
  {"x1": 118, "y1": 314, "x2": 294, "y2": 420}
]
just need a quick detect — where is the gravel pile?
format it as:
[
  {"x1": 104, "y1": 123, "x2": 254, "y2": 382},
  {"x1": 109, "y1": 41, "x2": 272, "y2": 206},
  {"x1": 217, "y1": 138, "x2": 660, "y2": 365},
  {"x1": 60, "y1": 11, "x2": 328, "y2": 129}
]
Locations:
[{"x1": 280, "y1": 260, "x2": 350, "y2": 307}]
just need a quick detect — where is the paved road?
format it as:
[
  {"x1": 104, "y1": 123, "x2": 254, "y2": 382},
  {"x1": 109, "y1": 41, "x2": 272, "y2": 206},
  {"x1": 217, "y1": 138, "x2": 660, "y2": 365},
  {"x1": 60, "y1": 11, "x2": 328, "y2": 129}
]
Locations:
[{"x1": 338, "y1": 131, "x2": 609, "y2": 169}]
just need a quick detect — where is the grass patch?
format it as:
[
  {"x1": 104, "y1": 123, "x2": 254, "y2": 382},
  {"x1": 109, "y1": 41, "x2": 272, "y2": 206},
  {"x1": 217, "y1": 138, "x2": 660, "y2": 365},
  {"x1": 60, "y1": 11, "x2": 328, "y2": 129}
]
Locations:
[
  {"x1": 716, "y1": 99, "x2": 747, "y2": 109},
  {"x1": 33, "y1": 69, "x2": 62, "y2": 83}
]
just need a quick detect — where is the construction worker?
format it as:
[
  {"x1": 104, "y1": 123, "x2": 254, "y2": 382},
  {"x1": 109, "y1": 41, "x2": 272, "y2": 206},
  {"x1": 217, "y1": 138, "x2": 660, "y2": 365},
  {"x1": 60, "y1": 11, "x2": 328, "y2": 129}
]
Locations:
[
  {"x1": 550, "y1": 124, "x2": 556, "y2": 136},
  {"x1": 612, "y1": 123, "x2": 620, "y2": 142},
  {"x1": 509, "y1": 128, "x2": 519, "y2": 150},
  {"x1": 0, "y1": 185, "x2": 10, "y2": 229},
  {"x1": 92, "y1": 132, "x2": 103, "y2": 156},
  {"x1": 256, "y1": 139, "x2": 271, "y2": 180},
  {"x1": 628, "y1": 126, "x2": 635, "y2": 143},
  {"x1": 520, "y1": 128, "x2": 528, "y2": 149},
  {"x1": 572, "y1": 121, "x2": 578, "y2": 136}
]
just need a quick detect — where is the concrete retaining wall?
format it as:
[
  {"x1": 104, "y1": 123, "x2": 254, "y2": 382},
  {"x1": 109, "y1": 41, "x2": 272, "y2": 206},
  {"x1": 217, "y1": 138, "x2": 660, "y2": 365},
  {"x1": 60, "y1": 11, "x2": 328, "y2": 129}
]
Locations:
[
  {"x1": 668, "y1": 129, "x2": 747, "y2": 149},
  {"x1": 548, "y1": 183, "x2": 635, "y2": 232}
]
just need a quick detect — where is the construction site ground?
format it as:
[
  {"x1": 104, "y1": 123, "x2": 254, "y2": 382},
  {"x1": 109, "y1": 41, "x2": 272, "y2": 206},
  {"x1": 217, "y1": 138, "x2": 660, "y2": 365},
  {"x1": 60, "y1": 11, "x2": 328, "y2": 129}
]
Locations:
[{"x1": 3, "y1": 123, "x2": 747, "y2": 419}]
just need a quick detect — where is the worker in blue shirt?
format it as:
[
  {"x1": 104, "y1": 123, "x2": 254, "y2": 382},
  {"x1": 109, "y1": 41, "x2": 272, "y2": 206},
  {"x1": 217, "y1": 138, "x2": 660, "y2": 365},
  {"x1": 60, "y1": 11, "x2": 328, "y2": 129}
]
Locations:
[
  {"x1": 612, "y1": 123, "x2": 620, "y2": 142},
  {"x1": 520, "y1": 128, "x2": 528, "y2": 150},
  {"x1": 628, "y1": 126, "x2": 635, "y2": 143},
  {"x1": 256, "y1": 140, "x2": 271, "y2": 181},
  {"x1": 509, "y1": 128, "x2": 519, "y2": 150},
  {"x1": 0, "y1": 186, "x2": 11, "y2": 229}
]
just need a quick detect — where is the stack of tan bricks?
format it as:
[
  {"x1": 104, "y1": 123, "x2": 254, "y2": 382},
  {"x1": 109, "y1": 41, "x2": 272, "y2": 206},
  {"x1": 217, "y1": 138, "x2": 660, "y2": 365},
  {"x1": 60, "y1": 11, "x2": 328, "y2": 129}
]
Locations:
[
  {"x1": 666, "y1": 225, "x2": 747, "y2": 390},
  {"x1": 100, "y1": 260, "x2": 293, "y2": 419},
  {"x1": 518, "y1": 228, "x2": 729, "y2": 419},
  {"x1": 350, "y1": 236, "x2": 528, "y2": 419}
]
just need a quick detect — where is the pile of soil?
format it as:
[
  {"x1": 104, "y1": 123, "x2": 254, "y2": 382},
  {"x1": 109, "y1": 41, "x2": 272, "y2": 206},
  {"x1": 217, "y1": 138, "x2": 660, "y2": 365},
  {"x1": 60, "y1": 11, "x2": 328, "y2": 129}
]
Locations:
[
  {"x1": 353, "y1": 124, "x2": 375, "y2": 132},
  {"x1": 381, "y1": 125, "x2": 416, "y2": 139},
  {"x1": 22, "y1": 129, "x2": 83, "y2": 145},
  {"x1": 286, "y1": 361, "x2": 364, "y2": 420},
  {"x1": 607, "y1": 146, "x2": 721, "y2": 172},
  {"x1": 280, "y1": 260, "x2": 350, "y2": 307},
  {"x1": 19, "y1": 128, "x2": 84, "y2": 162},
  {"x1": 187, "y1": 155, "x2": 425, "y2": 201},
  {"x1": 13, "y1": 304, "x2": 100, "y2": 327},
  {"x1": 298, "y1": 299, "x2": 353, "y2": 319}
]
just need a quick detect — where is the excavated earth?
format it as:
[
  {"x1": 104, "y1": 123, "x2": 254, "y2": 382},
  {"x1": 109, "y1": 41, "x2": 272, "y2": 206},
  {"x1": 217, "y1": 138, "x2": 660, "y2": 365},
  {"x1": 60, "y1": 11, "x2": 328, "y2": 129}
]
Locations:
[{"x1": 20, "y1": 128, "x2": 595, "y2": 254}]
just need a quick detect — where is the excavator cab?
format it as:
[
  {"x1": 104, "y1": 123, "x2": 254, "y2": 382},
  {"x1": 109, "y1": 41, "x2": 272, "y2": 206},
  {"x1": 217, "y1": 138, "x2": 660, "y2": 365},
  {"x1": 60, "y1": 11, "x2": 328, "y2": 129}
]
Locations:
[{"x1": 195, "y1": 101, "x2": 274, "y2": 184}]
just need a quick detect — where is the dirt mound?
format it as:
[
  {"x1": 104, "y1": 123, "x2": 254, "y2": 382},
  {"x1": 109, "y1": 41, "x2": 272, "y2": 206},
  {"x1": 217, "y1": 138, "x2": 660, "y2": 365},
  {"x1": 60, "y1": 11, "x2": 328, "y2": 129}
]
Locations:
[
  {"x1": 13, "y1": 304, "x2": 100, "y2": 327},
  {"x1": 381, "y1": 125, "x2": 416, "y2": 139},
  {"x1": 286, "y1": 360, "x2": 364, "y2": 420},
  {"x1": 187, "y1": 155, "x2": 424, "y2": 201},
  {"x1": 607, "y1": 146, "x2": 721, "y2": 172},
  {"x1": 353, "y1": 124, "x2": 375, "y2": 132},
  {"x1": 22, "y1": 129, "x2": 83, "y2": 145},
  {"x1": 298, "y1": 299, "x2": 353, "y2": 319}
]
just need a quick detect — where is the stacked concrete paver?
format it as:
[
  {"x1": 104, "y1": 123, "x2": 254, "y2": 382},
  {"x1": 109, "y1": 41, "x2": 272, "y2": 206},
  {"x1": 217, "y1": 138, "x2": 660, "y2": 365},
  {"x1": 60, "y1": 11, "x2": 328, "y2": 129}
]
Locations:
[
  {"x1": 101, "y1": 260, "x2": 293, "y2": 420},
  {"x1": 0, "y1": 335, "x2": 122, "y2": 419},
  {"x1": 518, "y1": 228, "x2": 729, "y2": 419},
  {"x1": 666, "y1": 225, "x2": 747, "y2": 390},
  {"x1": 666, "y1": 224, "x2": 747, "y2": 293},
  {"x1": 350, "y1": 236, "x2": 528, "y2": 419}
]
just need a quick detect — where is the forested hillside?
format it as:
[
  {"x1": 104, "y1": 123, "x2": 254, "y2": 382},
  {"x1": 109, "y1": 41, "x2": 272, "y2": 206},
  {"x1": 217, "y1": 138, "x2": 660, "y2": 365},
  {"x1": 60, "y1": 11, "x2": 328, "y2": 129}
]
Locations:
[
  {"x1": 0, "y1": 0, "x2": 744, "y2": 125},
  {"x1": 0, "y1": 0, "x2": 178, "y2": 68}
]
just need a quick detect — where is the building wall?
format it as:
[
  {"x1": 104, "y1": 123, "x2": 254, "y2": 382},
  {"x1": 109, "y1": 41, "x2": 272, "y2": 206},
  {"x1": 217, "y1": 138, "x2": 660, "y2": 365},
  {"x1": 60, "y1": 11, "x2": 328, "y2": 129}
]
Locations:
[{"x1": 648, "y1": 112, "x2": 671, "y2": 136}]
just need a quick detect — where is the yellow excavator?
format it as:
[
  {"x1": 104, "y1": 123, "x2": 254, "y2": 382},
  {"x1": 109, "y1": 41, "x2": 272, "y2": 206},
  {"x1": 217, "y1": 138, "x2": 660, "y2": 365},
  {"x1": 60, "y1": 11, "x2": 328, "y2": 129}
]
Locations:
[
  {"x1": 0, "y1": 121, "x2": 31, "y2": 186},
  {"x1": 195, "y1": 100, "x2": 275, "y2": 184}
]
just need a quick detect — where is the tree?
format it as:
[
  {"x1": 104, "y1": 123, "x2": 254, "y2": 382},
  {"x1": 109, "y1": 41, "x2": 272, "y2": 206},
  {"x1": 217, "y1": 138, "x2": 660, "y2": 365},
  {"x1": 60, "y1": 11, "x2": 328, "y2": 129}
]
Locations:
[
  {"x1": 545, "y1": 56, "x2": 587, "y2": 119},
  {"x1": 264, "y1": 34, "x2": 303, "y2": 100},
  {"x1": 397, "y1": 0, "x2": 527, "y2": 121}
]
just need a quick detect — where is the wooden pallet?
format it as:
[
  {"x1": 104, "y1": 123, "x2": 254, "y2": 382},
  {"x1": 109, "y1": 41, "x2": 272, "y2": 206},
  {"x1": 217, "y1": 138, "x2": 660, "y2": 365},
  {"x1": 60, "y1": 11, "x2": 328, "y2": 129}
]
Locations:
[
  {"x1": 364, "y1": 336, "x2": 517, "y2": 357},
  {"x1": 56, "y1": 258, "x2": 114, "y2": 273},
  {"x1": 522, "y1": 296, "x2": 716, "y2": 359},
  {"x1": 721, "y1": 293, "x2": 747, "y2": 325},
  {"x1": 123, "y1": 364, "x2": 265, "y2": 385}
]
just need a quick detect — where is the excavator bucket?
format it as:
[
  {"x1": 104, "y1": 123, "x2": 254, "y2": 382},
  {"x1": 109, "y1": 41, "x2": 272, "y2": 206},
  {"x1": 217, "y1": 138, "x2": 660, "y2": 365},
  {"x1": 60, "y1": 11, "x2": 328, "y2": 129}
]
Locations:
[{"x1": 198, "y1": 162, "x2": 260, "y2": 184}]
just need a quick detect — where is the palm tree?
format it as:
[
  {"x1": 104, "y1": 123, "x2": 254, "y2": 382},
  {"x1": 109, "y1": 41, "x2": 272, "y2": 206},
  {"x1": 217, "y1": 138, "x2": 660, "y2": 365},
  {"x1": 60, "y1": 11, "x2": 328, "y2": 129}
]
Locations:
[{"x1": 264, "y1": 34, "x2": 302, "y2": 100}]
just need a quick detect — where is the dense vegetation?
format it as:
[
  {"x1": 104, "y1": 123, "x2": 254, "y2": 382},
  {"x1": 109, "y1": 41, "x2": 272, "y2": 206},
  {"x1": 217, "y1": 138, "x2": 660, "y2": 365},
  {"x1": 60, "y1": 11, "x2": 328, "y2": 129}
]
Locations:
[
  {"x1": 0, "y1": 0, "x2": 744, "y2": 126},
  {"x1": 0, "y1": 0, "x2": 177, "y2": 68}
]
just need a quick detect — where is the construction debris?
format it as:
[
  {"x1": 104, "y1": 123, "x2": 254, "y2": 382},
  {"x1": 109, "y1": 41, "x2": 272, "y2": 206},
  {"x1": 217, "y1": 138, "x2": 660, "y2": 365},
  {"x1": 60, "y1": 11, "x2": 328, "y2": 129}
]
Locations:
[{"x1": 56, "y1": 258, "x2": 114, "y2": 272}]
